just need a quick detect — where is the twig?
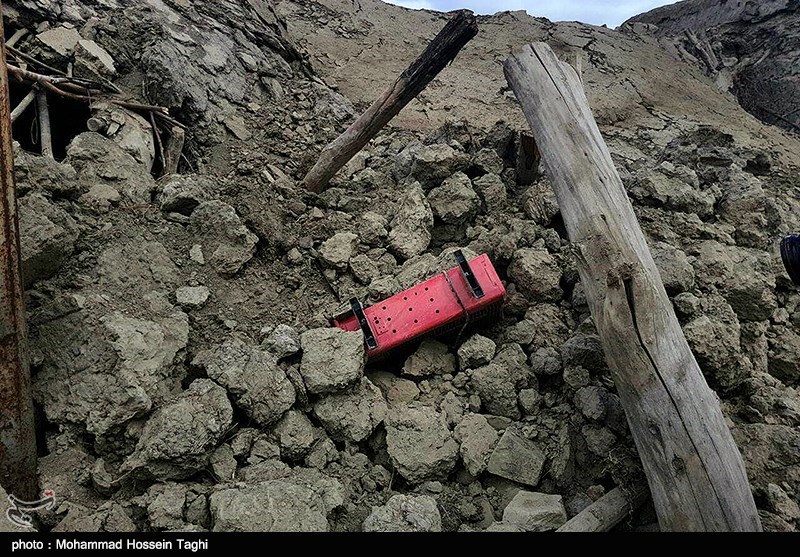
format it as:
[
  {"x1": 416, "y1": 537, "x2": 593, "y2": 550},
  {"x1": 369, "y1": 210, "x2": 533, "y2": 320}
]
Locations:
[
  {"x1": 10, "y1": 86, "x2": 36, "y2": 123},
  {"x1": 8, "y1": 65, "x2": 186, "y2": 129},
  {"x1": 7, "y1": 45, "x2": 67, "y2": 77},
  {"x1": 6, "y1": 29, "x2": 28, "y2": 48},
  {"x1": 36, "y1": 90, "x2": 53, "y2": 159}
]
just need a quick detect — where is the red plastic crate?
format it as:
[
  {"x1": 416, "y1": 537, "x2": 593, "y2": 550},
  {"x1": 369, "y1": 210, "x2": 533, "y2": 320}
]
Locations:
[{"x1": 334, "y1": 253, "x2": 506, "y2": 360}]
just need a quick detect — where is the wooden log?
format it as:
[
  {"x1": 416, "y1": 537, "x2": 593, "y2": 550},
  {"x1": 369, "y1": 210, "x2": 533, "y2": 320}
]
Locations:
[
  {"x1": 0, "y1": 2, "x2": 38, "y2": 500},
  {"x1": 9, "y1": 86, "x2": 34, "y2": 122},
  {"x1": 36, "y1": 89, "x2": 52, "y2": 159},
  {"x1": 162, "y1": 125, "x2": 185, "y2": 176},
  {"x1": 557, "y1": 484, "x2": 648, "y2": 532},
  {"x1": 303, "y1": 11, "x2": 478, "y2": 193},
  {"x1": 504, "y1": 42, "x2": 761, "y2": 532}
]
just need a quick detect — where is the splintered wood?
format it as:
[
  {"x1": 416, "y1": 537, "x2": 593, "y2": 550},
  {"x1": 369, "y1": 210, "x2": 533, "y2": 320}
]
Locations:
[{"x1": 504, "y1": 42, "x2": 761, "y2": 532}]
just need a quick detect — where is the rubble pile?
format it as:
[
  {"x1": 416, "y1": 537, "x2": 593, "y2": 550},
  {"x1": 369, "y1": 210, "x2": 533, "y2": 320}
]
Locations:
[{"x1": 3, "y1": 0, "x2": 799, "y2": 533}]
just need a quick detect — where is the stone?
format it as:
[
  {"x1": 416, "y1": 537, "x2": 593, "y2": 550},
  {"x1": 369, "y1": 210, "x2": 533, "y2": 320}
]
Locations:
[
  {"x1": 508, "y1": 247, "x2": 562, "y2": 302},
  {"x1": 37, "y1": 25, "x2": 81, "y2": 57},
  {"x1": 146, "y1": 483, "x2": 187, "y2": 530},
  {"x1": 188, "y1": 200, "x2": 258, "y2": 276},
  {"x1": 574, "y1": 386, "x2": 608, "y2": 421},
  {"x1": 313, "y1": 377, "x2": 388, "y2": 443},
  {"x1": 18, "y1": 193, "x2": 79, "y2": 287},
  {"x1": 582, "y1": 425, "x2": 618, "y2": 456},
  {"x1": 385, "y1": 404, "x2": 459, "y2": 483},
  {"x1": 518, "y1": 389, "x2": 542, "y2": 415},
  {"x1": 175, "y1": 286, "x2": 210, "y2": 309},
  {"x1": 651, "y1": 241, "x2": 695, "y2": 295},
  {"x1": 34, "y1": 308, "x2": 189, "y2": 438},
  {"x1": 454, "y1": 413, "x2": 499, "y2": 476},
  {"x1": 471, "y1": 147, "x2": 505, "y2": 175},
  {"x1": 368, "y1": 371, "x2": 420, "y2": 405},
  {"x1": 76, "y1": 39, "x2": 116, "y2": 76},
  {"x1": 363, "y1": 494, "x2": 442, "y2": 532},
  {"x1": 487, "y1": 429, "x2": 546, "y2": 487},
  {"x1": 160, "y1": 175, "x2": 211, "y2": 215},
  {"x1": 79, "y1": 183, "x2": 121, "y2": 212},
  {"x1": 121, "y1": 379, "x2": 234, "y2": 480},
  {"x1": 350, "y1": 254, "x2": 380, "y2": 284},
  {"x1": 684, "y1": 313, "x2": 750, "y2": 390},
  {"x1": 673, "y1": 292, "x2": 702, "y2": 317},
  {"x1": 190, "y1": 244, "x2": 205, "y2": 264},
  {"x1": 765, "y1": 483, "x2": 800, "y2": 522},
  {"x1": 457, "y1": 334, "x2": 496, "y2": 369},
  {"x1": 563, "y1": 366, "x2": 591, "y2": 389},
  {"x1": 471, "y1": 346, "x2": 530, "y2": 420},
  {"x1": 560, "y1": 333, "x2": 606, "y2": 372},
  {"x1": 210, "y1": 444, "x2": 237, "y2": 482},
  {"x1": 530, "y1": 347, "x2": 562, "y2": 376},
  {"x1": 88, "y1": 103, "x2": 155, "y2": 169},
  {"x1": 300, "y1": 328, "x2": 365, "y2": 395},
  {"x1": 52, "y1": 502, "x2": 136, "y2": 533},
  {"x1": 403, "y1": 339, "x2": 456, "y2": 378},
  {"x1": 472, "y1": 173, "x2": 507, "y2": 212},
  {"x1": 358, "y1": 211, "x2": 389, "y2": 246},
  {"x1": 271, "y1": 410, "x2": 317, "y2": 461},
  {"x1": 261, "y1": 324, "x2": 301, "y2": 359},
  {"x1": 319, "y1": 232, "x2": 358, "y2": 270},
  {"x1": 193, "y1": 338, "x2": 295, "y2": 426},
  {"x1": 522, "y1": 181, "x2": 560, "y2": 225},
  {"x1": 210, "y1": 481, "x2": 329, "y2": 532},
  {"x1": 768, "y1": 328, "x2": 800, "y2": 385},
  {"x1": 388, "y1": 183, "x2": 434, "y2": 259},
  {"x1": 406, "y1": 143, "x2": 469, "y2": 188},
  {"x1": 502, "y1": 491, "x2": 567, "y2": 532},
  {"x1": 427, "y1": 172, "x2": 480, "y2": 225},
  {"x1": 67, "y1": 132, "x2": 154, "y2": 202}
]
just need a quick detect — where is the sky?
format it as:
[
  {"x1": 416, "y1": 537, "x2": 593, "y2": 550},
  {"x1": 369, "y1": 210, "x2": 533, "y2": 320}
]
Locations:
[{"x1": 383, "y1": 0, "x2": 681, "y2": 28}]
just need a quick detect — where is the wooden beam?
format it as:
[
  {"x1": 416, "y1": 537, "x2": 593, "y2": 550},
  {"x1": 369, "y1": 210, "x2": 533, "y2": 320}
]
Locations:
[
  {"x1": 36, "y1": 90, "x2": 52, "y2": 159},
  {"x1": 303, "y1": 11, "x2": 478, "y2": 193},
  {"x1": 0, "y1": 1, "x2": 38, "y2": 500},
  {"x1": 557, "y1": 484, "x2": 648, "y2": 532},
  {"x1": 504, "y1": 42, "x2": 761, "y2": 532},
  {"x1": 9, "y1": 86, "x2": 34, "y2": 122}
]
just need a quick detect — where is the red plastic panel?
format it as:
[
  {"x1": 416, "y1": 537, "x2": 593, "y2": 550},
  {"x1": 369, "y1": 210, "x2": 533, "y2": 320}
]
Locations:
[{"x1": 334, "y1": 254, "x2": 506, "y2": 359}]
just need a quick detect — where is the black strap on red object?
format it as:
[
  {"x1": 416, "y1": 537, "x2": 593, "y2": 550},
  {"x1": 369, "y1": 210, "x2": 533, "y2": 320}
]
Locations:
[
  {"x1": 349, "y1": 297, "x2": 378, "y2": 350},
  {"x1": 454, "y1": 250, "x2": 485, "y2": 299}
]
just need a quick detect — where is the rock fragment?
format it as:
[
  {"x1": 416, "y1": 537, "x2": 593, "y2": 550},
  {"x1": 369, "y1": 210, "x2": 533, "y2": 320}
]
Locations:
[{"x1": 363, "y1": 495, "x2": 442, "y2": 532}]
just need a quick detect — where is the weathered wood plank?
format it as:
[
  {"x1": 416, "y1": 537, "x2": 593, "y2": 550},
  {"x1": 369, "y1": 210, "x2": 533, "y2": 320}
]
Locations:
[
  {"x1": 303, "y1": 11, "x2": 478, "y2": 193},
  {"x1": 504, "y1": 42, "x2": 761, "y2": 532}
]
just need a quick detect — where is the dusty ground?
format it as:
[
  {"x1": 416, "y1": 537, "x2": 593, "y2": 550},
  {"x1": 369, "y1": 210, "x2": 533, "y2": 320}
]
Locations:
[{"x1": 1, "y1": 0, "x2": 799, "y2": 532}]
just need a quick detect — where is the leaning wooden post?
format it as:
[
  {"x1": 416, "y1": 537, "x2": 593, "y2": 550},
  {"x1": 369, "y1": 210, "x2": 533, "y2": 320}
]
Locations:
[
  {"x1": 0, "y1": 2, "x2": 38, "y2": 501},
  {"x1": 303, "y1": 11, "x2": 478, "y2": 193},
  {"x1": 504, "y1": 43, "x2": 761, "y2": 532}
]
